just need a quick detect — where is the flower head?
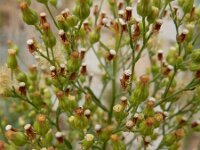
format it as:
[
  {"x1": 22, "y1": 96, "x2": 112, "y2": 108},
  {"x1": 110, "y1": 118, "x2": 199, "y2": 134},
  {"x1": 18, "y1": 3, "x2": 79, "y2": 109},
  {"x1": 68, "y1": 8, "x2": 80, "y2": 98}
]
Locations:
[{"x1": 0, "y1": 65, "x2": 11, "y2": 95}]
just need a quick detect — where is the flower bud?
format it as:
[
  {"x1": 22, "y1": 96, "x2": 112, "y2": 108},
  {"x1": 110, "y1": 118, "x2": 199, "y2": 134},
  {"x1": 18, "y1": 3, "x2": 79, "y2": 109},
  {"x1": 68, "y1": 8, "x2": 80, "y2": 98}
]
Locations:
[
  {"x1": 120, "y1": 69, "x2": 131, "y2": 90},
  {"x1": 40, "y1": 12, "x2": 47, "y2": 25},
  {"x1": 5, "y1": 126, "x2": 27, "y2": 146},
  {"x1": 94, "y1": 124, "x2": 102, "y2": 134},
  {"x1": 69, "y1": 107, "x2": 88, "y2": 130},
  {"x1": 174, "y1": 128, "x2": 185, "y2": 141},
  {"x1": 177, "y1": 29, "x2": 189, "y2": 43},
  {"x1": 126, "y1": 120, "x2": 134, "y2": 130},
  {"x1": 50, "y1": 66, "x2": 57, "y2": 78},
  {"x1": 191, "y1": 49, "x2": 200, "y2": 64},
  {"x1": 66, "y1": 15, "x2": 79, "y2": 27},
  {"x1": 61, "y1": 8, "x2": 70, "y2": 19},
  {"x1": 118, "y1": 10, "x2": 125, "y2": 18},
  {"x1": 162, "y1": 65, "x2": 173, "y2": 76},
  {"x1": 7, "y1": 49, "x2": 18, "y2": 69},
  {"x1": 132, "y1": 21, "x2": 140, "y2": 41},
  {"x1": 19, "y1": 82, "x2": 26, "y2": 96},
  {"x1": 80, "y1": 63, "x2": 87, "y2": 76},
  {"x1": 144, "y1": 136, "x2": 151, "y2": 146},
  {"x1": 162, "y1": 133, "x2": 175, "y2": 146},
  {"x1": 34, "y1": 114, "x2": 50, "y2": 136},
  {"x1": 82, "y1": 134, "x2": 94, "y2": 149},
  {"x1": 113, "y1": 104, "x2": 127, "y2": 122},
  {"x1": 56, "y1": 91, "x2": 77, "y2": 112},
  {"x1": 120, "y1": 96, "x2": 127, "y2": 108},
  {"x1": 19, "y1": 2, "x2": 38, "y2": 25},
  {"x1": 111, "y1": 134, "x2": 126, "y2": 150},
  {"x1": 139, "y1": 117, "x2": 155, "y2": 135},
  {"x1": 55, "y1": 132, "x2": 64, "y2": 143},
  {"x1": 80, "y1": 48, "x2": 86, "y2": 60},
  {"x1": 119, "y1": 18, "x2": 127, "y2": 32},
  {"x1": 73, "y1": 2, "x2": 90, "y2": 20},
  {"x1": 84, "y1": 109, "x2": 91, "y2": 119},
  {"x1": 137, "y1": 0, "x2": 152, "y2": 17},
  {"x1": 154, "y1": 112, "x2": 164, "y2": 127},
  {"x1": 178, "y1": 0, "x2": 194, "y2": 14},
  {"x1": 152, "y1": 19, "x2": 163, "y2": 33},
  {"x1": 24, "y1": 124, "x2": 36, "y2": 140},
  {"x1": 89, "y1": 28, "x2": 101, "y2": 44},
  {"x1": 58, "y1": 29, "x2": 67, "y2": 43},
  {"x1": 147, "y1": 6, "x2": 159, "y2": 23},
  {"x1": 152, "y1": 0, "x2": 162, "y2": 9},
  {"x1": 50, "y1": 0, "x2": 57, "y2": 7},
  {"x1": 130, "y1": 75, "x2": 149, "y2": 107},
  {"x1": 125, "y1": 7, "x2": 132, "y2": 21},
  {"x1": 27, "y1": 39, "x2": 37, "y2": 53},
  {"x1": 42, "y1": 23, "x2": 56, "y2": 48},
  {"x1": 67, "y1": 51, "x2": 81, "y2": 73},
  {"x1": 157, "y1": 49, "x2": 163, "y2": 61},
  {"x1": 191, "y1": 120, "x2": 200, "y2": 131},
  {"x1": 107, "y1": 49, "x2": 116, "y2": 61},
  {"x1": 60, "y1": 63, "x2": 65, "y2": 75}
]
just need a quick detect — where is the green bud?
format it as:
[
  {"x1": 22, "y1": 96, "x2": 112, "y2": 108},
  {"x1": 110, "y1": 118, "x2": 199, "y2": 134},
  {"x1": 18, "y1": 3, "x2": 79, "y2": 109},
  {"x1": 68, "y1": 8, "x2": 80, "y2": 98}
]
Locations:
[
  {"x1": 67, "y1": 51, "x2": 81, "y2": 73},
  {"x1": 40, "y1": 129, "x2": 53, "y2": 147},
  {"x1": 192, "y1": 49, "x2": 200, "y2": 63},
  {"x1": 152, "y1": 0, "x2": 162, "y2": 9},
  {"x1": 166, "y1": 47, "x2": 178, "y2": 65},
  {"x1": 147, "y1": 6, "x2": 159, "y2": 23},
  {"x1": 15, "y1": 70, "x2": 27, "y2": 83},
  {"x1": 36, "y1": 0, "x2": 48, "y2": 4},
  {"x1": 190, "y1": 63, "x2": 200, "y2": 71},
  {"x1": 5, "y1": 129, "x2": 27, "y2": 146},
  {"x1": 139, "y1": 117, "x2": 154, "y2": 136},
  {"x1": 50, "y1": 0, "x2": 57, "y2": 7},
  {"x1": 169, "y1": 143, "x2": 180, "y2": 150},
  {"x1": 137, "y1": 0, "x2": 152, "y2": 17},
  {"x1": 82, "y1": 134, "x2": 94, "y2": 149},
  {"x1": 111, "y1": 134, "x2": 126, "y2": 150},
  {"x1": 186, "y1": 23, "x2": 194, "y2": 42},
  {"x1": 56, "y1": 15, "x2": 68, "y2": 31},
  {"x1": 20, "y1": 2, "x2": 38, "y2": 25},
  {"x1": 42, "y1": 25, "x2": 56, "y2": 48},
  {"x1": 186, "y1": 43, "x2": 193, "y2": 55},
  {"x1": 89, "y1": 28, "x2": 100, "y2": 44},
  {"x1": 113, "y1": 104, "x2": 127, "y2": 122},
  {"x1": 162, "y1": 133, "x2": 175, "y2": 146},
  {"x1": 130, "y1": 75, "x2": 149, "y2": 108},
  {"x1": 73, "y1": 3, "x2": 90, "y2": 20},
  {"x1": 178, "y1": 0, "x2": 194, "y2": 14},
  {"x1": 7, "y1": 40, "x2": 20, "y2": 55},
  {"x1": 66, "y1": 15, "x2": 79, "y2": 27},
  {"x1": 68, "y1": 108, "x2": 88, "y2": 130},
  {"x1": 7, "y1": 49, "x2": 18, "y2": 70},
  {"x1": 57, "y1": 91, "x2": 77, "y2": 112},
  {"x1": 34, "y1": 114, "x2": 50, "y2": 136}
]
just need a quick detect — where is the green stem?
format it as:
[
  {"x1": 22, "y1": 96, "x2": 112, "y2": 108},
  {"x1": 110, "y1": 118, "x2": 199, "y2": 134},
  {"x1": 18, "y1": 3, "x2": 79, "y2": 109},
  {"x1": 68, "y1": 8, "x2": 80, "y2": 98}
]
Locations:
[{"x1": 45, "y1": 3, "x2": 58, "y2": 28}]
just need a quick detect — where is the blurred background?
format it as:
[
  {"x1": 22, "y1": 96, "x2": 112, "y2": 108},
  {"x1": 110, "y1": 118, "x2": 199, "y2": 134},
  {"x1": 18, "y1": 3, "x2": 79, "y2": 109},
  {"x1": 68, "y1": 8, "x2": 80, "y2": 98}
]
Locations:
[{"x1": 0, "y1": 0, "x2": 200, "y2": 149}]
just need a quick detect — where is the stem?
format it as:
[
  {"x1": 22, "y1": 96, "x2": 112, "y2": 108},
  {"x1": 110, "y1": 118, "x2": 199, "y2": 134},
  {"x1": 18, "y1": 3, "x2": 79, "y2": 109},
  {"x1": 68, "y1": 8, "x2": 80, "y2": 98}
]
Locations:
[
  {"x1": 45, "y1": 3, "x2": 58, "y2": 28},
  {"x1": 108, "y1": 32, "x2": 123, "y2": 123},
  {"x1": 128, "y1": 24, "x2": 136, "y2": 89}
]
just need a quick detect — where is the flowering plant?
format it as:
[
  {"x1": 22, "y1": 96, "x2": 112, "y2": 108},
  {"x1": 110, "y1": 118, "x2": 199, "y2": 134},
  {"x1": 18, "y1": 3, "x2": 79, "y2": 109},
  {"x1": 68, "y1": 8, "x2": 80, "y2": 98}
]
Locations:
[{"x1": 0, "y1": 0, "x2": 200, "y2": 149}]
